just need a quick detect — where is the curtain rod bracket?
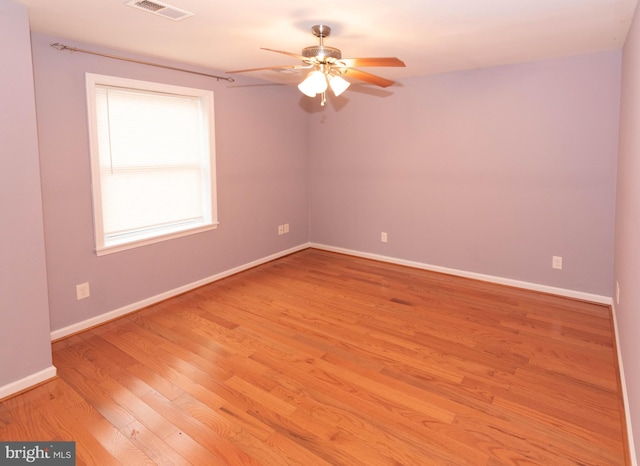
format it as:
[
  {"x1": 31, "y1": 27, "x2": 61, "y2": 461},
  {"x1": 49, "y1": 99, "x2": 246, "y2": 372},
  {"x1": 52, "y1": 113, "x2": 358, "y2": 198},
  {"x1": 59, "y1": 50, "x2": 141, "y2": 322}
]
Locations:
[{"x1": 50, "y1": 43, "x2": 235, "y2": 82}]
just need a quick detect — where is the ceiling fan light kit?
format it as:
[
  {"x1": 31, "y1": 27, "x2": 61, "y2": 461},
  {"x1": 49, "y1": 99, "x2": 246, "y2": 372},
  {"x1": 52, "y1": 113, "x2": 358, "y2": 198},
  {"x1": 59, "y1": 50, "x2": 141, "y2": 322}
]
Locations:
[
  {"x1": 328, "y1": 74, "x2": 350, "y2": 96},
  {"x1": 298, "y1": 69, "x2": 328, "y2": 97},
  {"x1": 227, "y1": 24, "x2": 406, "y2": 106},
  {"x1": 298, "y1": 67, "x2": 350, "y2": 96}
]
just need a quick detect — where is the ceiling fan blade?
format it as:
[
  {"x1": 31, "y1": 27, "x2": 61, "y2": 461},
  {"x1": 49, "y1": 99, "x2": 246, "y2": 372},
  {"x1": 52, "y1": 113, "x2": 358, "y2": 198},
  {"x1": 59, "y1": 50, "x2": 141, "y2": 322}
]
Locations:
[
  {"x1": 226, "y1": 64, "x2": 309, "y2": 74},
  {"x1": 261, "y1": 48, "x2": 312, "y2": 63},
  {"x1": 343, "y1": 68, "x2": 395, "y2": 88},
  {"x1": 338, "y1": 57, "x2": 406, "y2": 68}
]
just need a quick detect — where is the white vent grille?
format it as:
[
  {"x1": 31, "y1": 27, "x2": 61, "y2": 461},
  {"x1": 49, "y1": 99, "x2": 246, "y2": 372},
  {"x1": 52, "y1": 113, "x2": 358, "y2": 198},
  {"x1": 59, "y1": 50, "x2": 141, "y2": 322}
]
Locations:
[{"x1": 126, "y1": 0, "x2": 194, "y2": 21}]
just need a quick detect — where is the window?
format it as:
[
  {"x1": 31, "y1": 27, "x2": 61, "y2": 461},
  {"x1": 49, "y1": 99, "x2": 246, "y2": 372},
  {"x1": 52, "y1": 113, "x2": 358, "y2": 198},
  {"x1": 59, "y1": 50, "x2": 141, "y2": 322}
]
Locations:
[{"x1": 85, "y1": 74, "x2": 217, "y2": 255}]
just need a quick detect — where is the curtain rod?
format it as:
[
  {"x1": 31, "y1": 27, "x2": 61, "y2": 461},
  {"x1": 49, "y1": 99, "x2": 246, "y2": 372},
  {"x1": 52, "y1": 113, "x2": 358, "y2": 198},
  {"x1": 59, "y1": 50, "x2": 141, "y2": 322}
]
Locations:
[{"x1": 50, "y1": 43, "x2": 235, "y2": 82}]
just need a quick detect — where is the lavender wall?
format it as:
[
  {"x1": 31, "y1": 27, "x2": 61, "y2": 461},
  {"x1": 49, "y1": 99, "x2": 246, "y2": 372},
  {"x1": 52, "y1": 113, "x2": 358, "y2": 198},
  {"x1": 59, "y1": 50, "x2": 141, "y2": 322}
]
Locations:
[
  {"x1": 309, "y1": 52, "x2": 620, "y2": 297},
  {"x1": 615, "y1": 1, "x2": 640, "y2": 457},
  {"x1": 30, "y1": 33, "x2": 309, "y2": 332},
  {"x1": 0, "y1": 1, "x2": 54, "y2": 387}
]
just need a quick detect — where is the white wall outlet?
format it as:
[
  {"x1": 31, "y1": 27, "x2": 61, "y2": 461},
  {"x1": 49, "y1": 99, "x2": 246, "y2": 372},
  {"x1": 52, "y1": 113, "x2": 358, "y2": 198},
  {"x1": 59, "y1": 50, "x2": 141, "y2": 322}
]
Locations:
[
  {"x1": 278, "y1": 225, "x2": 284, "y2": 235},
  {"x1": 76, "y1": 282, "x2": 90, "y2": 300},
  {"x1": 552, "y1": 256, "x2": 563, "y2": 270},
  {"x1": 616, "y1": 281, "x2": 620, "y2": 305},
  {"x1": 381, "y1": 232, "x2": 388, "y2": 243},
  {"x1": 284, "y1": 223, "x2": 289, "y2": 233}
]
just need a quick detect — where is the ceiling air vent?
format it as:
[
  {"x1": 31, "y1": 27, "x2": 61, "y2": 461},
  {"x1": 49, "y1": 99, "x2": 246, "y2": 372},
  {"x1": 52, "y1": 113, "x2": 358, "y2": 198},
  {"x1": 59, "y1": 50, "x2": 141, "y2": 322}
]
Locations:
[{"x1": 126, "y1": 0, "x2": 194, "y2": 21}]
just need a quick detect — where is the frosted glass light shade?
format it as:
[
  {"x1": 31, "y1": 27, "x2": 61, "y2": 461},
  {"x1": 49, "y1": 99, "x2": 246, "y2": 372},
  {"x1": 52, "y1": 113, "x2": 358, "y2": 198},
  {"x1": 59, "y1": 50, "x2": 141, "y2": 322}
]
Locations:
[
  {"x1": 328, "y1": 74, "x2": 350, "y2": 96},
  {"x1": 298, "y1": 70, "x2": 328, "y2": 97}
]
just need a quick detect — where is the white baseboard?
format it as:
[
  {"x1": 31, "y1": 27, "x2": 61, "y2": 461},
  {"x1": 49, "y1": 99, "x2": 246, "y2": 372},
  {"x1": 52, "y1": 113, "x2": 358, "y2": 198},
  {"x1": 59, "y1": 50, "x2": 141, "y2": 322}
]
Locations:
[
  {"x1": 0, "y1": 365, "x2": 57, "y2": 400},
  {"x1": 309, "y1": 243, "x2": 613, "y2": 305},
  {"x1": 50, "y1": 244, "x2": 309, "y2": 341},
  {"x1": 611, "y1": 303, "x2": 638, "y2": 465},
  {"x1": 52, "y1": 241, "x2": 613, "y2": 341},
  {"x1": 53, "y1": 242, "x2": 612, "y2": 342}
]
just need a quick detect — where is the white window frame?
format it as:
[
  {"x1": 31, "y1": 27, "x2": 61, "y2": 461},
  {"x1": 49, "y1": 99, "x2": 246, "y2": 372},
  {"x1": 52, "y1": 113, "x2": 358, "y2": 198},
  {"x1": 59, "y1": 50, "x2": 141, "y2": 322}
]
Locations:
[{"x1": 85, "y1": 73, "x2": 218, "y2": 256}]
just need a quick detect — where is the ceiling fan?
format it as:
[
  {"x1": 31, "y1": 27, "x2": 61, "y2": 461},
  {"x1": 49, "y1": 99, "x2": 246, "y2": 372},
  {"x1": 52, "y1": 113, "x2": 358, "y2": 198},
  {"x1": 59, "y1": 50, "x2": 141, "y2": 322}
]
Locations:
[{"x1": 227, "y1": 25, "x2": 406, "y2": 106}]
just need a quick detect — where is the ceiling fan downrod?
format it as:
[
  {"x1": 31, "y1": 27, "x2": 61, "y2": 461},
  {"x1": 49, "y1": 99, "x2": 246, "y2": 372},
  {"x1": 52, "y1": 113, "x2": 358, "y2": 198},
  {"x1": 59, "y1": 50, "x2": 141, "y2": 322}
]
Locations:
[{"x1": 302, "y1": 25, "x2": 342, "y2": 61}]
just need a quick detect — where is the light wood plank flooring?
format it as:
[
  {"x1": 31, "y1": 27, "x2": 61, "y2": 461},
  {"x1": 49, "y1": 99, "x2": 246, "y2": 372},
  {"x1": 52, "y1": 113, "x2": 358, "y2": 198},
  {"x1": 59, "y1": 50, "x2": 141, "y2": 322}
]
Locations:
[{"x1": 0, "y1": 248, "x2": 629, "y2": 465}]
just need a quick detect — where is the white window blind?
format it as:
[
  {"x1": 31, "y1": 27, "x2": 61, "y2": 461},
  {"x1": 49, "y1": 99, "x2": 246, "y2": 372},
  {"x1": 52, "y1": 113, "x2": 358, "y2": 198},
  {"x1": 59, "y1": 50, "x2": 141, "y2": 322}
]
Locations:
[{"x1": 86, "y1": 74, "x2": 217, "y2": 255}]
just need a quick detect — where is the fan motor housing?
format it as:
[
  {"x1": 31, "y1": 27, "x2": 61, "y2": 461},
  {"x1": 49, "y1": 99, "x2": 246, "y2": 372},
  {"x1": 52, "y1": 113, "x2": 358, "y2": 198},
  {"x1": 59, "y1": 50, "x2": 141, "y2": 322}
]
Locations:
[{"x1": 302, "y1": 45, "x2": 342, "y2": 61}]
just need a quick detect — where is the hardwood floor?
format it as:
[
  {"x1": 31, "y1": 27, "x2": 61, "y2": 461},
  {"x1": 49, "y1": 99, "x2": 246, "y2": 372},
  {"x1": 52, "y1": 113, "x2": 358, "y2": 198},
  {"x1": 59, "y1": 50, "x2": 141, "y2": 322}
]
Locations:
[{"x1": 0, "y1": 248, "x2": 629, "y2": 465}]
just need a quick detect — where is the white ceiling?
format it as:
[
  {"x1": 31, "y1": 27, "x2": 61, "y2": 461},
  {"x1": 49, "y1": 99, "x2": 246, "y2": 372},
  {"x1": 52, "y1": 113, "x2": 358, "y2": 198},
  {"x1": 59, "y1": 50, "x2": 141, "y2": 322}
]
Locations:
[{"x1": 16, "y1": 0, "x2": 639, "y2": 86}]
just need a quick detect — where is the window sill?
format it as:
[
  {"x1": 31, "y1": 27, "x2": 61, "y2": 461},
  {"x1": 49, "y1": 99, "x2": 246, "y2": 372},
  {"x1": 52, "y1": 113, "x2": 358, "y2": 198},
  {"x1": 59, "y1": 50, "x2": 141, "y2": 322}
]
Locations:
[{"x1": 95, "y1": 222, "x2": 219, "y2": 256}]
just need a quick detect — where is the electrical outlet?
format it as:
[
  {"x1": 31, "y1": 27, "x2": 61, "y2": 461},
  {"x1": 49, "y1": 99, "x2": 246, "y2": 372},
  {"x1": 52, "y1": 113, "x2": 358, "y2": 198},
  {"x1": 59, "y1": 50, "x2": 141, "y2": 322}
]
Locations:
[
  {"x1": 284, "y1": 223, "x2": 289, "y2": 233},
  {"x1": 616, "y1": 281, "x2": 620, "y2": 305},
  {"x1": 76, "y1": 282, "x2": 90, "y2": 300},
  {"x1": 278, "y1": 225, "x2": 284, "y2": 235},
  {"x1": 552, "y1": 256, "x2": 563, "y2": 270},
  {"x1": 381, "y1": 232, "x2": 388, "y2": 243}
]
